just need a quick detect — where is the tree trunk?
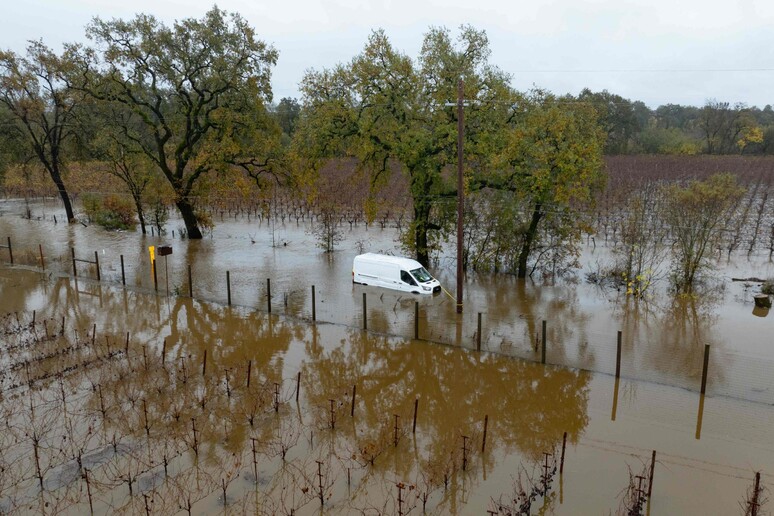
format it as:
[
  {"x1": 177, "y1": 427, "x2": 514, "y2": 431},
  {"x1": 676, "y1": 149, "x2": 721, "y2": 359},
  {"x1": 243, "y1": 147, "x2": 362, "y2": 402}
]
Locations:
[
  {"x1": 517, "y1": 203, "x2": 543, "y2": 279},
  {"x1": 176, "y1": 198, "x2": 203, "y2": 239},
  {"x1": 413, "y1": 202, "x2": 432, "y2": 267},
  {"x1": 133, "y1": 195, "x2": 147, "y2": 235},
  {"x1": 49, "y1": 164, "x2": 75, "y2": 223}
]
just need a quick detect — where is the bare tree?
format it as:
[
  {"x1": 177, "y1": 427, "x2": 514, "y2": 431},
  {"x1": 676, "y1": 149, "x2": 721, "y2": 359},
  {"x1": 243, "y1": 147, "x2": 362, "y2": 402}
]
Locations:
[
  {"x1": 0, "y1": 41, "x2": 79, "y2": 221},
  {"x1": 310, "y1": 204, "x2": 344, "y2": 253}
]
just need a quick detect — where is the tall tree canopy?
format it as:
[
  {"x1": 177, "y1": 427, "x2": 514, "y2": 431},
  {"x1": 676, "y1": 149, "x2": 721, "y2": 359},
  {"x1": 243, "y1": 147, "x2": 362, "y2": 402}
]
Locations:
[
  {"x1": 298, "y1": 26, "x2": 514, "y2": 265},
  {"x1": 0, "y1": 104, "x2": 25, "y2": 185},
  {"x1": 0, "y1": 41, "x2": 79, "y2": 221},
  {"x1": 493, "y1": 90, "x2": 606, "y2": 278},
  {"x1": 67, "y1": 7, "x2": 280, "y2": 238}
]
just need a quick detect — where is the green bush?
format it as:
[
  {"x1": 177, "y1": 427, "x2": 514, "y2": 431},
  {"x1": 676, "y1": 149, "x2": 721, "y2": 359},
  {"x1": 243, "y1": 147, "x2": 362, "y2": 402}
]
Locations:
[
  {"x1": 81, "y1": 193, "x2": 101, "y2": 223},
  {"x1": 97, "y1": 195, "x2": 136, "y2": 230},
  {"x1": 82, "y1": 194, "x2": 136, "y2": 230}
]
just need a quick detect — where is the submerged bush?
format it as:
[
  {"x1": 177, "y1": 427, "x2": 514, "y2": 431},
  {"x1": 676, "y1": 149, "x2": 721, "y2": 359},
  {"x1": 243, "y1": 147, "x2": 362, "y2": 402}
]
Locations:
[
  {"x1": 98, "y1": 195, "x2": 136, "y2": 230},
  {"x1": 82, "y1": 194, "x2": 136, "y2": 230},
  {"x1": 81, "y1": 193, "x2": 101, "y2": 223}
]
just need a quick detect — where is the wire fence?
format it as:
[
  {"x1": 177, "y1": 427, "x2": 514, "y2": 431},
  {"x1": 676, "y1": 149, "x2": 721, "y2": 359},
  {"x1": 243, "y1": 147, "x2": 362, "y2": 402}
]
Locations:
[
  {"x1": 5, "y1": 305, "x2": 765, "y2": 516},
  {"x1": 2, "y1": 233, "x2": 773, "y2": 408}
]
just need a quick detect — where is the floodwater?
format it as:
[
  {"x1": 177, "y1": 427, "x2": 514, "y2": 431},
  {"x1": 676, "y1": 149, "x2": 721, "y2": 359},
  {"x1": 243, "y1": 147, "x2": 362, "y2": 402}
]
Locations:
[
  {"x1": 0, "y1": 199, "x2": 773, "y2": 514},
  {"x1": 2, "y1": 198, "x2": 774, "y2": 403}
]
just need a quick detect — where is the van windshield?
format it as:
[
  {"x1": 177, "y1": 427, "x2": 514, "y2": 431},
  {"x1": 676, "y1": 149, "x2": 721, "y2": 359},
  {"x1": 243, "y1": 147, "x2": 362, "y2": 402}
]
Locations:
[{"x1": 410, "y1": 267, "x2": 433, "y2": 283}]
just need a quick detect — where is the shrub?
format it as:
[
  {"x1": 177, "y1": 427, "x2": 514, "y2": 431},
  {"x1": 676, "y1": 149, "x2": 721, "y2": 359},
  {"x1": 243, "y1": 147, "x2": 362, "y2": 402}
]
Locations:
[
  {"x1": 661, "y1": 173, "x2": 745, "y2": 293},
  {"x1": 82, "y1": 194, "x2": 136, "y2": 230},
  {"x1": 81, "y1": 193, "x2": 101, "y2": 223},
  {"x1": 97, "y1": 195, "x2": 136, "y2": 230}
]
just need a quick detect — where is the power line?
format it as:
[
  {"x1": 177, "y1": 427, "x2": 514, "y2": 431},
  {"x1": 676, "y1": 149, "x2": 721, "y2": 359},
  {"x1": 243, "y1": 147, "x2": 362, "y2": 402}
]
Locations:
[{"x1": 509, "y1": 68, "x2": 774, "y2": 73}]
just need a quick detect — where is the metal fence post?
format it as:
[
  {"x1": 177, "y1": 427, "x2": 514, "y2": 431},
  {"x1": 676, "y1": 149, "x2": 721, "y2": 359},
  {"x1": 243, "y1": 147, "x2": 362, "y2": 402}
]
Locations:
[
  {"x1": 477, "y1": 312, "x2": 482, "y2": 351},
  {"x1": 415, "y1": 301, "x2": 419, "y2": 340},
  {"x1": 363, "y1": 292, "x2": 367, "y2": 330},
  {"x1": 700, "y1": 344, "x2": 711, "y2": 394},
  {"x1": 94, "y1": 251, "x2": 100, "y2": 281},
  {"x1": 120, "y1": 255, "x2": 126, "y2": 286}
]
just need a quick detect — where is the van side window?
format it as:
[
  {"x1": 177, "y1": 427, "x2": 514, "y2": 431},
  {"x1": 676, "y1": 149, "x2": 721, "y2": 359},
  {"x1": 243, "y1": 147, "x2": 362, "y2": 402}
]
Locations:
[{"x1": 401, "y1": 270, "x2": 417, "y2": 285}]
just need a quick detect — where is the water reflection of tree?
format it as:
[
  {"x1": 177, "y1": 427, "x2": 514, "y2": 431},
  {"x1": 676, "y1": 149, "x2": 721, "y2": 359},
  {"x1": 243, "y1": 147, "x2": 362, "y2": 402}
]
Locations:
[
  {"x1": 619, "y1": 292, "x2": 729, "y2": 391},
  {"x1": 471, "y1": 275, "x2": 596, "y2": 370},
  {"x1": 164, "y1": 296, "x2": 298, "y2": 380},
  {"x1": 43, "y1": 278, "x2": 175, "y2": 353},
  {"x1": 2, "y1": 276, "x2": 591, "y2": 514},
  {"x1": 302, "y1": 327, "x2": 591, "y2": 471},
  {"x1": 0, "y1": 268, "x2": 46, "y2": 313},
  {"x1": 653, "y1": 294, "x2": 727, "y2": 387},
  {"x1": 85, "y1": 293, "x2": 300, "y2": 459}
]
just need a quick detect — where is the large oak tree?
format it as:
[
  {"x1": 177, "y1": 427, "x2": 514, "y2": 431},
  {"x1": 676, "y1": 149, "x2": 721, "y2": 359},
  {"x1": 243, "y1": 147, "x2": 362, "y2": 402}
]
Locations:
[
  {"x1": 298, "y1": 26, "x2": 514, "y2": 266},
  {"x1": 493, "y1": 91, "x2": 606, "y2": 278},
  {"x1": 67, "y1": 7, "x2": 279, "y2": 238}
]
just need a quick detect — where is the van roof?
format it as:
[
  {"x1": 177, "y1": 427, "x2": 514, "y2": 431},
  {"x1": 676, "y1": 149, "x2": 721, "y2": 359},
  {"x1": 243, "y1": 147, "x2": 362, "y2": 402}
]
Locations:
[{"x1": 353, "y1": 253, "x2": 423, "y2": 270}]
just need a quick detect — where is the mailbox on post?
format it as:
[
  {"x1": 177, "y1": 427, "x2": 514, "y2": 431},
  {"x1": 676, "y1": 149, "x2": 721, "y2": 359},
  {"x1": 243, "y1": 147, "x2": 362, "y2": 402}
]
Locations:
[{"x1": 158, "y1": 245, "x2": 173, "y2": 294}]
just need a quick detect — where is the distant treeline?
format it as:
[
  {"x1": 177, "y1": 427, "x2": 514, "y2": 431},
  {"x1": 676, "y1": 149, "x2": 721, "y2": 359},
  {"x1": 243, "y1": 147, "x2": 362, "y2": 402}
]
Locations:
[
  {"x1": 270, "y1": 92, "x2": 774, "y2": 157},
  {"x1": 570, "y1": 90, "x2": 772, "y2": 155}
]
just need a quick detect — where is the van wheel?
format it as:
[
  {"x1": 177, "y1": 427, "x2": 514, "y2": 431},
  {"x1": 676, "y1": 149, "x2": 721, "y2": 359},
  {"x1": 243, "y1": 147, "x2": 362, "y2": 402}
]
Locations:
[{"x1": 412, "y1": 291, "x2": 419, "y2": 295}]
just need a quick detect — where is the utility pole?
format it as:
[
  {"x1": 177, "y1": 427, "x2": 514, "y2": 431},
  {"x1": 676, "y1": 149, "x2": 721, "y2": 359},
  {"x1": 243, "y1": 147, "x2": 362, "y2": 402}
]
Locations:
[{"x1": 456, "y1": 79, "x2": 464, "y2": 314}]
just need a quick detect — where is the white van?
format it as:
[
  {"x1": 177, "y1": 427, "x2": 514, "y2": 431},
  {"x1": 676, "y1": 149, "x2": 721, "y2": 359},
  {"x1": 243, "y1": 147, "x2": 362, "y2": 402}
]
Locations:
[{"x1": 352, "y1": 253, "x2": 442, "y2": 295}]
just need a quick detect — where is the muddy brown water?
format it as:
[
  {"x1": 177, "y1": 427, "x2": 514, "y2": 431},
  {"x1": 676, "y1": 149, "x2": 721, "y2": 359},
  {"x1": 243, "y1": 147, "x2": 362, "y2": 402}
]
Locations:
[
  {"x1": 0, "y1": 199, "x2": 773, "y2": 514},
  {"x1": 2, "y1": 198, "x2": 773, "y2": 402}
]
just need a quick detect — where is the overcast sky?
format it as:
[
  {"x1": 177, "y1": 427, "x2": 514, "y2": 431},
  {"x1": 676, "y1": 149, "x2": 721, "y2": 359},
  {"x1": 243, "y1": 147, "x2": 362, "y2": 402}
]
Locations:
[{"x1": 4, "y1": 0, "x2": 774, "y2": 108}]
